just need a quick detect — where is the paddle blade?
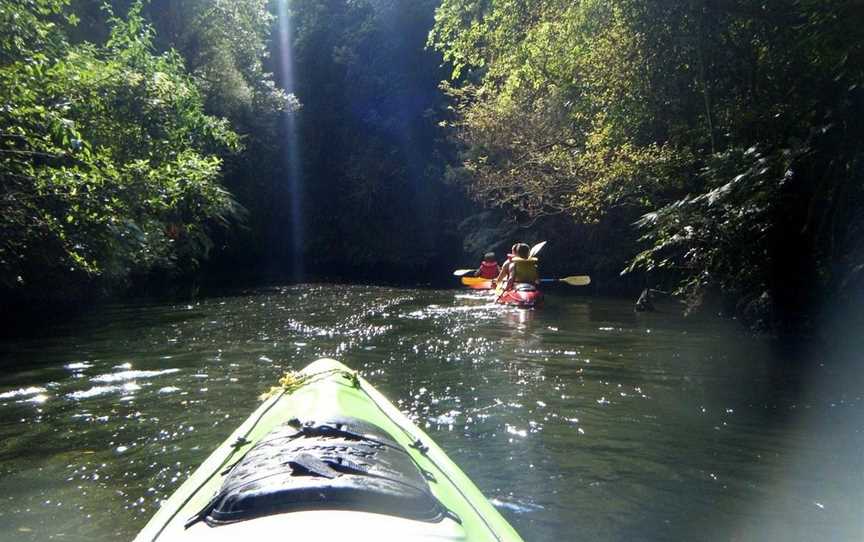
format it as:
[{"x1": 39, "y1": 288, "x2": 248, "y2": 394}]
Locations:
[
  {"x1": 560, "y1": 275, "x2": 591, "y2": 286},
  {"x1": 493, "y1": 279, "x2": 510, "y2": 297},
  {"x1": 453, "y1": 269, "x2": 475, "y2": 276},
  {"x1": 529, "y1": 241, "x2": 547, "y2": 258},
  {"x1": 461, "y1": 277, "x2": 494, "y2": 289}
]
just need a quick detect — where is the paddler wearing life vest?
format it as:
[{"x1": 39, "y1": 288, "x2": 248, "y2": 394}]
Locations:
[
  {"x1": 497, "y1": 243, "x2": 539, "y2": 290},
  {"x1": 473, "y1": 252, "x2": 500, "y2": 279}
]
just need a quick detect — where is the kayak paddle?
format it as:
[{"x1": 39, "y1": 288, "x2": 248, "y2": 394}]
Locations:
[
  {"x1": 453, "y1": 268, "x2": 475, "y2": 276},
  {"x1": 529, "y1": 241, "x2": 547, "y2": 258},
  {"x1": 540, "y1": 275, "x2": 591, "y2": 286}
]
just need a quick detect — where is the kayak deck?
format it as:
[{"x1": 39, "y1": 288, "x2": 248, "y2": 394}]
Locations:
[{"x1": 134, "y1": 359, "x2": 523, "y2": 541}]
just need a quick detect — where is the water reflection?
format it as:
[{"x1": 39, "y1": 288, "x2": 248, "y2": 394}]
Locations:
[{"x1": 0, "y1": 285, "x2": 860, "y2": 541}]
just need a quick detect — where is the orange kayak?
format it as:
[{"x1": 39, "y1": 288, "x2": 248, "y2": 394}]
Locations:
[{"x1": 460, "y1": 276, "x2": 495, "y2": 290}]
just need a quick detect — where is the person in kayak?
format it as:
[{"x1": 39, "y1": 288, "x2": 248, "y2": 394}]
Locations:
[
  {"x1": 507, "y1": 243, "x2": 539, "y2": 288},
  {"x1": 473, "y1": 252, "x2": 500, "y2": 279},
  {"x1": 498, "y1": 243, "x2": 539, "y2": 290}
]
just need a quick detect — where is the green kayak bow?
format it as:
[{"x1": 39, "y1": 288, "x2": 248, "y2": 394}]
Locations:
[{"x1": 134, "y1": 358, "x2": 524, "y2": 542}]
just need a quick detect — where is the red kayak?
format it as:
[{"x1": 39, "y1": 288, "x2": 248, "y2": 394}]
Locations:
[{"x1": 496, "y1": 283, "x2": 543, "y2": 308}]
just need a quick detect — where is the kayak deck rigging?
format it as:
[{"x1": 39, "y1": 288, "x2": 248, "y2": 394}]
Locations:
[{"x1": 187, "y1": 416, "x2": 453, "y2": 527}]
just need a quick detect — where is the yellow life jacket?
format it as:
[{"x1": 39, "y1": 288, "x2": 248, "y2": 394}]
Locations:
[{"x1": 510, "y1": 256, "x2": 539, "y2": 283}]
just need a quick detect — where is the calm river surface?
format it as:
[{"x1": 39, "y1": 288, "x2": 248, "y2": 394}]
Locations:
[{"x1": 0, "y1": 285, "x2": 861, "y2": 541}]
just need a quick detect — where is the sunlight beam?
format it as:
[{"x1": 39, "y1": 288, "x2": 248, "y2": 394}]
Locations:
[{"x1": 277, "y1": 0, "x2": 304, "y2": 281}]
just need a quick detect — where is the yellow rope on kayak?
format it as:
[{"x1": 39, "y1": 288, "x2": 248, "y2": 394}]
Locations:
[{"x1": 259, "y1": 368, "x2": 358, "y2": 401}]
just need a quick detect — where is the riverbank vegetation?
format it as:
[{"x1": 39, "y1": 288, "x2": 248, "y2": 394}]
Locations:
[
  {"x1": 1, "y1": 0, "x2": 290, "y2": 306},
  {"x1": 430, "y1": 0, "x2": 864, "y2": 332},
  {"x1": 2, "y1": 0, "x2": 862, "y2": 334}
]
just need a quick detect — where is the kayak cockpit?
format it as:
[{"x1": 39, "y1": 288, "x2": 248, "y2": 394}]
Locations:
[{"x1": 496, "y1": 283, "x2": 543, "y2": 308}]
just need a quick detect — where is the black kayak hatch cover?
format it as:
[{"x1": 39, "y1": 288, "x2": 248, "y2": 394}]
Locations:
[{"x1": 189, "y1": 417, "x2": 450, "y2": 527}]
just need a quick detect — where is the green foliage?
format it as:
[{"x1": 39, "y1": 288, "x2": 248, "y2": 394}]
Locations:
[
  {"x1": 432, "y1": 1, "x2": 698, "y2": 223},
  {"x1": 627, "y1": 146, "x2": 795, "y2": 306},
  {"x1": 0, "y1": 1, "x2": 241, "y2": 300},
  {"x1": 142, "y1": 0, "x2": 291, "y2": 123},
  {"x1": 624, "y1": 0, "x2": 864, "y2": 326},
  {"x1": 432, "y1": 0, "x2": 864, "y2": 329}
]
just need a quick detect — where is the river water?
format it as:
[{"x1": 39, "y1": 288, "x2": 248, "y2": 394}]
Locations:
[{"x1": 0, "y1": 285, "x2": 861, "y2": 541}]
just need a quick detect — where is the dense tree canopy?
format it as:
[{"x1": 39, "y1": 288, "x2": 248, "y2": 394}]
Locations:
[
  {"x1": 2, "y1": 0, "x2": 860, "y2": 333},
  {"x1": 1, "y1": 0, "x2": 468, "y2": 308},
  {"x1": 430, "y1": 0, "x2": 864, "y2": 329},
  {"x1": 0, "y1": 0, "x2": 245, "y2": 303}
]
